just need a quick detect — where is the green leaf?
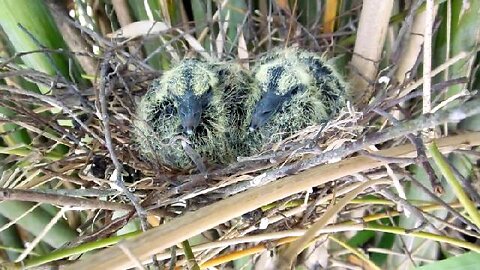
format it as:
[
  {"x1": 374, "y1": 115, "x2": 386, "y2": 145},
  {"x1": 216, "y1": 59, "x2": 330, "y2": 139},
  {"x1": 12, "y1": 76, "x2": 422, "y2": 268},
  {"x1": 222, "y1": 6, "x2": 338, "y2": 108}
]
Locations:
[
  {"x1": 415, "y1": 252, "x2": 480, "y2": 270},
  {"x1": 435, "y1": 0, "x2": 480, "y2": 96},
  {"x1": 370, "y1": 232, "x2": 395, "y2": 266},
  {"x1": 127, "y1": 0, "x2": 166, "y2": 69},
  {"x1": 191, "y1": 0, "x2": 212, "y2": 51},
  {"x1": 220, "y1": 0, "x2": 247, "y2": 55},
  {"x1": 0, "y1": 201, "x2": 77, "y2": 248},
  {"x1": 0, "y1": 215, "x2": 24, "y2": 261},
  {"x1": 0, "y1": 0, "x2": 72, "y2": 93},
  {"x1": 297, "y1": 0, "x2": 317, "y2": 26},
  {"x1": 347, "y1": 230, "x2": 375, "y2": 247}
]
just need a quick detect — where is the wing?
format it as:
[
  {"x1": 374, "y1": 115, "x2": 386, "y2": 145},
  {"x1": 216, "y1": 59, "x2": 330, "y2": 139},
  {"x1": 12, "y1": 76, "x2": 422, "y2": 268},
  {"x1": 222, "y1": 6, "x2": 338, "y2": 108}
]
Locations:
[{"x1": 297, "y1": 51, "x2": 347, "y2": 117}]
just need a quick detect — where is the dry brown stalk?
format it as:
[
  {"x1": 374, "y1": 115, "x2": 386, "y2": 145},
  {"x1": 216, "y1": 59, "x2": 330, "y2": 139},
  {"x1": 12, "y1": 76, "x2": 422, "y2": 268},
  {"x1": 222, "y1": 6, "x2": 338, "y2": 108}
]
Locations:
[{"x1": 45, "y1": 0, "x2": 98, "y2": 75}]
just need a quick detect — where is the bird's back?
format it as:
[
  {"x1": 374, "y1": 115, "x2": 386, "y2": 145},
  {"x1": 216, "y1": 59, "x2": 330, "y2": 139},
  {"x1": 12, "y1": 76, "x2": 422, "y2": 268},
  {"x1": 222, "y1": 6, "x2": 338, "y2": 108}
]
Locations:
[{"x1": 296, "y1": 50, "x2": 347, "y2": 117}]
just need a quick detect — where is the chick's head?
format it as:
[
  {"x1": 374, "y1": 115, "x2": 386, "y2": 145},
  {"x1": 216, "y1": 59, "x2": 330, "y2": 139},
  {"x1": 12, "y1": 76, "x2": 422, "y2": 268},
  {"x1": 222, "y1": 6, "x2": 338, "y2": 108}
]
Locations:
[
  {"x1": 250, "y1": 57, "x2": 312, "y2": 130},
  {"x1": 157, "y1": 59, "x2": 219, "y2": 135},
  {"x1": 134, "y1": 59, "x2": 230, "y2": 170},
  {"x1": 244, "y1": 48, "x2": 347, "y2": 154}
]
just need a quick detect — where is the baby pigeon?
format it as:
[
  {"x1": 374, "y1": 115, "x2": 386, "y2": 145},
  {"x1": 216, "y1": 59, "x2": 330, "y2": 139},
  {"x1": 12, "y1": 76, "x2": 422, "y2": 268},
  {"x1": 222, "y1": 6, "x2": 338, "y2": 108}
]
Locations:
[
  {"x1": 216, "y1": 63, "x2": 254, "y2": 158},
  {"x1": 245, "y1": 48, "x2": 347, "y2": 152},
  {"x1": 133, "y1": 59, "x2": 250, "y2": 170}
]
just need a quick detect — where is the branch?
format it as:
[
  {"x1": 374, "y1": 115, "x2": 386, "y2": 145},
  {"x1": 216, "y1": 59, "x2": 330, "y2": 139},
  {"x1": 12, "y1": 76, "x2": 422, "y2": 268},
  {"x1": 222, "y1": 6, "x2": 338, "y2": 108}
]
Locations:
[
  {"x1": 0, "y1": 188, "x2": 132, "y2": 211},
  {"x1": 97, "y1": 52, "x2": 147, "y2": 230},
  {"x1": 0, "y1": 85, "x2": 103, "y2": 144}
]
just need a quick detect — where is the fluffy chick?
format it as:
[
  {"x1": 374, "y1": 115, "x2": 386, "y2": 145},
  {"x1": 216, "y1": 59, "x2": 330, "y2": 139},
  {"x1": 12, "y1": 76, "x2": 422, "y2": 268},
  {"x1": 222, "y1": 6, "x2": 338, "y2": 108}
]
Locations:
[
  {"x1": 216, "y1": 63, "x2": 254, "y2": 158},
  {"x1": 133, "y1": 59, "x2": 250, "y2": 170},
  {"x1": 245, "y1": 48, "x2": 347, "y2": 152}
]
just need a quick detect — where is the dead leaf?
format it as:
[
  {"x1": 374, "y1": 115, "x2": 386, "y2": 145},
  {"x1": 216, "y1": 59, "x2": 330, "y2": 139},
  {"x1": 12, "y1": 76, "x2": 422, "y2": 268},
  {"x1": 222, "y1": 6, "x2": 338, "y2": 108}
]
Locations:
[
  {"x1": 176, "y1": 30, "x2": 211, "y2": 60},
  {"x1": 107, "y1": 20, "x2": 170, "y2": 39},
  {"x1": 237, "y1": 26, "x2": 249, "y2": 69},
  {"x1": 275, "y1": 0, "x2": 291, "y2": 15}
]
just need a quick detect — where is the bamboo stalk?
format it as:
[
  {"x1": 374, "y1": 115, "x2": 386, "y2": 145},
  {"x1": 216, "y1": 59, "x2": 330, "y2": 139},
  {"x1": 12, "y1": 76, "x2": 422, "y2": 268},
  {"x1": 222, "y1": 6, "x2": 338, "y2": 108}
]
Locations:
[{"x1": 349, "y1": 0, "x2": 394, "y2": 108}]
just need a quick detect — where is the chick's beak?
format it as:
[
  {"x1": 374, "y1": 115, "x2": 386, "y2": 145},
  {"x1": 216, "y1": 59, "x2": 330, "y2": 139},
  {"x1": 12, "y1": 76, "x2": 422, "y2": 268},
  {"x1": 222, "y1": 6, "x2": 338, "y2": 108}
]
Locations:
[
  {"x1": 179, "y1": 97, "x2": 202, "y2": 135},
  {"x1": 185, "y1": 127, "x2": 195, "y2": 135},
  {"x1": 249, "y1": 108, "x2": 273, "y2": 131},
  {"x1": 180, "y1": 108, "x2": 201, "y2": 135},
  {"x1": 249, "y1": 91, "x2": 284, "y2": 131}
]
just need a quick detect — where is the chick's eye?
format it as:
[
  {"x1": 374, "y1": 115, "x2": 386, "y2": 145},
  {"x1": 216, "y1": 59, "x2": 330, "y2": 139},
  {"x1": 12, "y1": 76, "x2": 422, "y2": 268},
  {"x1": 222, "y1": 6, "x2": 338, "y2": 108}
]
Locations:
[
  {"x1": 261, "y1": 110, "x2": 272, "y2": 116},
  {"x1": 201, "y1": 86, "x2": 213, "y2": 107},
  {"x1": 206, "y1": 86, "x2": 213, "y2": 98},
  {"x1": 179, "y1": 107, "x2": 187, "y2": 116},
  {"x1": 165, "y1": 106, "x2": 175, "y2": 116},
  {"x1": 290, "y1": 86, "x2": 300, "y2": 96}
]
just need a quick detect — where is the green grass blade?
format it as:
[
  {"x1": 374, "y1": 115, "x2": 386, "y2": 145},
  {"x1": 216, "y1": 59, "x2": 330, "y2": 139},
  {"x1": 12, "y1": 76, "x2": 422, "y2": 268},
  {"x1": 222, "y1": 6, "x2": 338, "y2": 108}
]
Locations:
[
  {"x1": 220, "y1": 0, "x2": 247, "y2": 55},
  {"x1": 0, "y1": 0, "x2": 72, "y2": 91},
  {"x1": 0, "y1": 215, "x2": 24, "y2": 261},
  {"x1": 0, "y1": 202, "x2": 77, "y2": 249},
  {"x1": 416, "y1": 252, "x2": 480, "y2": 270}
]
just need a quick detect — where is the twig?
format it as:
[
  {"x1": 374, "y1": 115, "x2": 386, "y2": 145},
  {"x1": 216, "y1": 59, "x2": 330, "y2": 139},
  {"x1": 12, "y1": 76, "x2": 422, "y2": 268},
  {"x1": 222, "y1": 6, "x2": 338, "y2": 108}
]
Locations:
[
  {"x1": 421, "y1": 209, "x2": 480, "y2": 239},
  {"x1": 449, "y1": 165, "x2": 480, "y2": 204},
  {"x1": 373, "y1": 108, "x2": 442, "y2": 193},
  {"x1": 37, "y1": 188, "x2": 119, "y2": 197},
  {"x1": 70, "y1": 212, "x2": 135, "y2": 247},
  {"x1": 427, "y1": 142, "x2": 480, "y2": 229},
  {"x1": 410, "y1": 135, "x2": 443, "y2": 193},
  {"x1": 181, "y1": 141, "x2": 207, "y2": 174},
  {"x1": 380, "y1": 77, "x2": 468, "y2": 112},
  {"x1": 329, "y1": 235, "x2": 382, "y2": 270},
  {"x1": 0, "y1": 112, "x2": 76, "y2": 146},
  {"x1": 65, "y1": 131, "x2": 480, "y2": 270},
  {"x1": 0, "y1": 49, "x2": 94, "y2": 69},
  {"x1": 377, "y1": 188, "x2": 436, "y2": 234},
  {"x1": 97, "y1": 52, "x2": 147, "y2": 230},
  {"x1": 45, "y1": 0, "x2": 98, "y2": 75},
  {"x1": 398, "y1": 51, "x2": 469, "y2": 97},
  {"x1": 422, "y1": 0, "x2": 434, "y2": 115},
  {"x1": 390, "y1": 0, "x2": 424, "y2": 66},
  {"x1": 65, "y1": 17, "x2": 153, "y2": 71},
  {"x1": 169, "y1": 246, "x2": 177, "y2": 270},
  {"x1": 454, "y1": 149, "x2": 480, "y2": 158},
  {"x1": 182, "y1": 240, "x2": 201, "y2": 270},
  {"x1": 0, "y1": 188, "x2": 132, "y2": 211},
  {"x1": 277, "y1": 179, "x2": 390, "y2": 268},
  {"x1": 0, "y1": 85, "x2": 103, "y2": 143},
  {"x1": 17, "y1": 23, "x2": 90, "y2": 108},
  {"x1": 0, "y1": 203, "x2": 42, "y2": 233},
  {"x1": 117, "y1": 243, "x2": 147, "y2": 270},
  {"x1": 358, "y1": 150, "x2": 415, "y2": 164}
]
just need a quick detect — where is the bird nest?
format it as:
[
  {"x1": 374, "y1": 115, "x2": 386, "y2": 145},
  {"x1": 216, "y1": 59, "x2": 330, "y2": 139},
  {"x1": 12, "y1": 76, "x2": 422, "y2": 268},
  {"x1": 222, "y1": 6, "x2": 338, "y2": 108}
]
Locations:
[
  {"x1": 1, "y1": 38, "x2": 372, "y2": 240},
  {"x1": 89, "y1": 52, "x2": 363, "y2": 211}
]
